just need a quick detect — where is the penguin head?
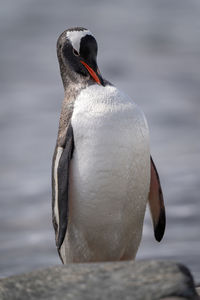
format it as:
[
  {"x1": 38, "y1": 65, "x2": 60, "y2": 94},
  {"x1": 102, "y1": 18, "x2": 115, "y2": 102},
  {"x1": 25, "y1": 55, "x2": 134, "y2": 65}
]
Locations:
[{"x1": 57, "y1": 27, "x2": 104, "y2": 88}]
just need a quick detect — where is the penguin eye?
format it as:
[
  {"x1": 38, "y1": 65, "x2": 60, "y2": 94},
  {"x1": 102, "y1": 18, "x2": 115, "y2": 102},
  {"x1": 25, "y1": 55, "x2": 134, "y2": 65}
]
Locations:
[{"x1": 73, "y1": 49, "x2": 80, "y2": 56}]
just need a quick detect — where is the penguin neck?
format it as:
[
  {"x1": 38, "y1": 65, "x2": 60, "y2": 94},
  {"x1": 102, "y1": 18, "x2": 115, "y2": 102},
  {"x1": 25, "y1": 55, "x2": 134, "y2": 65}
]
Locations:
[
  {"x1": 57, "y1": 65, "x2": 90, "y2": 147},
  {"x1": 63, "y1": 73, "x2": 89, "y2": 97},
  {"x1": 57, "y1": 55, "x2": 89, "y2": 95},
  {"x1": 59, "y1": 65, "x2": 78, "y2": 91}
]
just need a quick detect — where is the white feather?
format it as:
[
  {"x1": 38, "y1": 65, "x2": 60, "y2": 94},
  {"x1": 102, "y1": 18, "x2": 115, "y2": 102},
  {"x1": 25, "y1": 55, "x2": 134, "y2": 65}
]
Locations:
[
  {"x1": 62, "y1": 85, "x2": 150, "y2": 262},
  {"x1": 66, "y1": 30, "x2": 92, "y2": 53}
]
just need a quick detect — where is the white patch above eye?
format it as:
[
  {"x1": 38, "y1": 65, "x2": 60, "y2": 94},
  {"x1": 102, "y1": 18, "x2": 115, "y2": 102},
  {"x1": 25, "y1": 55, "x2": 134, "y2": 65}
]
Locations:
[{"x1": 66, "y1": 30, "x2": 92, "y2": 53}]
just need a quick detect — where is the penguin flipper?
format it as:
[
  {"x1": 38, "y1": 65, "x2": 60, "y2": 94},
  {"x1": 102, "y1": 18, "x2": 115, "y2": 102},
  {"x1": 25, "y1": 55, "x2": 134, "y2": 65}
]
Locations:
[
  {"x1": 52, "y1": 124, "x2": 74, "y2": 251},
  {"x1": 148, "y1": 156, "x2": 166, "y2": 242}
]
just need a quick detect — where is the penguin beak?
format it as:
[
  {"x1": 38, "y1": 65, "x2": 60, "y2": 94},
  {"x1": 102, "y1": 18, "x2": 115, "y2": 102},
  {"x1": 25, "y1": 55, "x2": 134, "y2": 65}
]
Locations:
[{"x1": 80, "y1": 60, "x2": 103, "y2": 85}]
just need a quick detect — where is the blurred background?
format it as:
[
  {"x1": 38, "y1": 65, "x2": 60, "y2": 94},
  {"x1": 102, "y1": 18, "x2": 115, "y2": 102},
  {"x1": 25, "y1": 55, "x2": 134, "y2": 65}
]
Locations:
[{"x1": 0, "y1": 0, "x2": 200, "y2": 283}]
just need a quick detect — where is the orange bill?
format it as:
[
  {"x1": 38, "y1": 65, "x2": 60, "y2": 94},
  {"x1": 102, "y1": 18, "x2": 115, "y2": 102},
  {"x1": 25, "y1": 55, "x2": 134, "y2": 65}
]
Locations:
[{"x1": 80, "y1": 60, "x2": 101, "y2": 85}]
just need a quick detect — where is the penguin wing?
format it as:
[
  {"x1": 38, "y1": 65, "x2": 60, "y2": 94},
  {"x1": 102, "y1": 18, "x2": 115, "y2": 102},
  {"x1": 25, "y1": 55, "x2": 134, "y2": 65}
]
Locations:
[
  {"x1": 148, "y1": 156, "x2": 166, "y2": 242},
  {"x1": 52, "y1": 124, "x2": 74, "y2": 251}
]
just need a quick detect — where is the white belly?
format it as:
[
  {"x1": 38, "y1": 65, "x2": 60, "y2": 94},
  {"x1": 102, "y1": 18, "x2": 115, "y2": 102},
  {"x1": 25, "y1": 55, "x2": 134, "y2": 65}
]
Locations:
[{"x1": 61, "y1": 85, "x2": 150, "y2": 262}]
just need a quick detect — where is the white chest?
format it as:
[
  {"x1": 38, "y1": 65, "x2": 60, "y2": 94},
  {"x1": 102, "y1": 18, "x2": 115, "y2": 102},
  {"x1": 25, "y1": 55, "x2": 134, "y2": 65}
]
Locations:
[
  {"x1": 60, "y1": 84, "x2": 151, "y2": 262},
  {"x1": 70, "y1": 85, "x2": 150, "y2": 224}
]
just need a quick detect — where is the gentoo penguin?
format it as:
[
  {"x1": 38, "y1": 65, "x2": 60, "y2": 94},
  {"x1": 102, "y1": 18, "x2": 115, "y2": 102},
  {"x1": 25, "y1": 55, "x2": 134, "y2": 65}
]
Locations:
[{"x1": 52, "y1": 27, "x2": 165, "y2": 263}]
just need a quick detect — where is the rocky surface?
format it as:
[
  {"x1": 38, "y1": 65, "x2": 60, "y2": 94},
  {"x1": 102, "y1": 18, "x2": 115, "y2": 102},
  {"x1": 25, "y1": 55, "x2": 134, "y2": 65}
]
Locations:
[{"x1": 0, "y1": 260, "x2": 199, "y2": 300}]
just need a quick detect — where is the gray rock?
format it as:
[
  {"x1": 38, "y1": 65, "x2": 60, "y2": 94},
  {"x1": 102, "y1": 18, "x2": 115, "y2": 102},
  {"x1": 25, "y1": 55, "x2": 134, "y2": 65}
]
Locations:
[{"x1": 0, "y1": 260, "x2": 198, "y2": 300}]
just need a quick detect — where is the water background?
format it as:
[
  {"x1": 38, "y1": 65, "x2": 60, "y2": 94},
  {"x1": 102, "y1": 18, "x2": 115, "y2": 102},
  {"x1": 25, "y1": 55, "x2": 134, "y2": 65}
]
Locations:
[{"x1": 0, "y1": 0, "x2": 200, "y2": 283}]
